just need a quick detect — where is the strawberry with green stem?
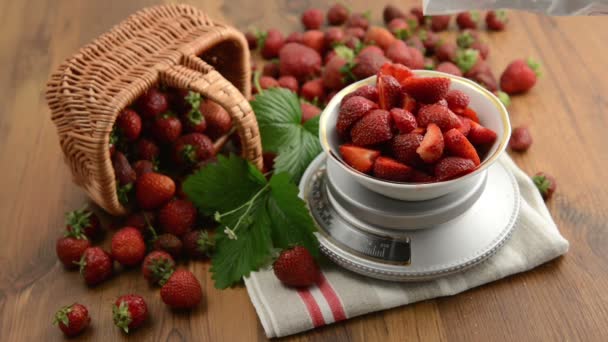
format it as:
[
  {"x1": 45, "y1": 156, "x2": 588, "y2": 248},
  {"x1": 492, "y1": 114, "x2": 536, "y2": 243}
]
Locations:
[
  {"x1": 53, "y1": 303, "x2": 90, "y2": 337},
  {"x1": 142, "y1": 250, "x2": 175, "y2": 285},
  {"x1": 182, "y1": 91, "x2": 207, "y2": 133},
  {"x1": 112, "y1": 294, "x2": 148, "y2": 333},
  {"x1": 183, "y1": 230, "x2": 215, "y2": 259},
  {"x1": 65, "y1": 207, "x2": 101, "y2": 239},
  {"x1": 532, "y1": 172, "x2": 556, "y2": 200}
]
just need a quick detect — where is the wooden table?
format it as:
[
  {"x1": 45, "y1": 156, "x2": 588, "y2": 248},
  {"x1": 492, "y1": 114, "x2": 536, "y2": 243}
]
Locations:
[{"x1": 2, "y1": 0, "x2": 608, "y2": 340}]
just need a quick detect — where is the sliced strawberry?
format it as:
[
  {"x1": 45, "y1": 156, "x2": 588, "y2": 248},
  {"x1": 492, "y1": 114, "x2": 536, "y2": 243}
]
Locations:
[
  {"x1": 390, "y1": 108, "x2": 417, "y2": 134},
  {"x1": 343, "y1": 85, "x2": 379, "y2": 103},
  {"x1": 373, "y1": 157, "x2": 412, "y2": 182},
  {"x1": 456, "y1": 115, "x2": 471, "y2": 136},
  {"x1": 411, "y1": 127, "x2": 426, "y2": 135},
  {"x1": 460, "y1": 107, "x2": 480, "y2": 123},
  {"x1": 337, "y1": 96, "x2": 378, "y2": 138},
  {"x1": 391, "y1": 133, "x2": 423, "y2": 165},
  {"x1": 402, "y1": 93, "x2": 417, "y2": 113},
  {"x1": 377, "y1": 74, "x2": 402, "y2": 110},
  {"x1": 410, "y1": 169, "x2": 435, "y2": 183},
  {"x1": 378, "y1": 63, "x2": 414, "y2": 85},
  {"x1": 445, "y1": 90, "x2": 470, "y2": 114},
  {"x1": 351, "y1": 109, "x2": 393, "y2": 146},
  {"x1": 468, "y1": 120, "x2": 497, "y2": 145},
  {"x1": 444, "y1": 128, "x2": 480, "y2": 165},
  {"x1": 416, "y1": 123, "x2": 444, "y2": 163},
  {"x1": 417, "y1": 104, "x2": 461, "y2": 131},
  {"x1": 339, "y1": 144, "x2": 381, "y2": 174},
  {"x1": 402, "y1": 77, "x2": 450, "y2": 103},
  {"x1": 434, "y1": 157, "x2": 476, "y2": 181}
]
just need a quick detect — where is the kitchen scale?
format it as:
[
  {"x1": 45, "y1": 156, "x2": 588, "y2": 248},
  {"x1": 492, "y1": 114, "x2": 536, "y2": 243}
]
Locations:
[{"x1": 299, "y1": 154, "x2": 520, "y2": 281}]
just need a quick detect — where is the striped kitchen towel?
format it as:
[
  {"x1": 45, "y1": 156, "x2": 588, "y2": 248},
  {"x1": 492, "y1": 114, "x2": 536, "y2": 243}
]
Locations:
[{"x1": 244, "y1": 155, "x2": 569, "y2": 338}]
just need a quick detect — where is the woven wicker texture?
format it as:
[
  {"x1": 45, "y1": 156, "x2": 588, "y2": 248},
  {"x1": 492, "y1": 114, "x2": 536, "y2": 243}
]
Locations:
[{"x1": 46, "y1": 4, "x2": 262, "y2": 216}]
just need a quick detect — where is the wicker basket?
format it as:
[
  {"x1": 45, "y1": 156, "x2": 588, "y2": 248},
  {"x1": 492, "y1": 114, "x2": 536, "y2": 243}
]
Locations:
[{"x1": 46, "y1": 4, "x2": 263, "y2": 216}]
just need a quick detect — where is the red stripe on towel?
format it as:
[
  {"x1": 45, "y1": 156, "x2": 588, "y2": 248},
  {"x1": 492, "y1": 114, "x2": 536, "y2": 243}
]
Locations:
[
  {"x1": 297, "y1": 288, "x2": 325, "y2": 327},
  {"x1": 316, "y1": 273, "x2": 346, "y2": 322}
]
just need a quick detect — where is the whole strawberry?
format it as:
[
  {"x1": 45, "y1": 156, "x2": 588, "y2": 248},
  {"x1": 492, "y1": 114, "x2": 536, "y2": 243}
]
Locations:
[
  {"x1": 510, "y1": 126, "x2": 533, "y2": 152},
  {"x1": 112, "y1": 227, "x2": 146, "y2": 266},
  {"x1": 302, "y1": 8, "x2": 324, "y2": 30},
  {"x1": 200, "y1": 99, "x2": 233, "y2": 139},
  {"x1": 65, "y1": 208, "x2": 102, "y2": 239},
  {"x1": 53, "y1": 303, "x2": 90, "y2": 337},
  {"x1": 300, "y1": 78, "x2": 325, "y2": 103},
  {"x1": 113, "y1": 294, "x2": 148, "y2": 333},
  {"x1": 161, "y1": 269, "x2": 203, "y2": 309},
  {"x1": 456, "y1": 11, "x2": 480, "y2": 30},
  {"x1": 112, "y1": 151, "x2": 136, "y2": 189},
  {"x1": 172, "y1": 133, "x2": 214, "y2": 166},
  {"x1": 136, "y1": 172, "x2": 175, "y2": 210},
  {"x1": 278, "y1": 76, "x2": 299, "y2": 93},
  {"x1": 327, "y1": 4, "x2": 349, "y2": 25},
  {"x1": 273, "y1": 246, "x2": 320, "y2": 287},
  {"x1": 532, "y1": 172, "x2": 557, "y2": 200},
  {"x1": 135, "y1": 138, "x2": 160, "y2": 161},
  {"x1": 346, "y1": 12, "x2": 369, "y2": 30},
  {"x1": 153, "y1": 233, "x2": 183, "y2": 259},
  {"x1": 124, "y1": 211, "x2": 156, "y2": 232},
  {"x1": 261, "y1": 29, "x2": 285, "y2": 59},
  {"x1": 116, "y1": 109, "x2": 142, "y2": 141},
  {"x1": 133, "y1": 160, "x2": 156, "y2": 177},
  {"x1": 158, "y1": 199, "x2": 197, "y2": 237},
  {"x1": 56, "y1": 229, "x2": 91, "y2": 269},
  {"x1": 500, "y1": 58, "x2": 541, "y2": 95},
  {"x1": 383, "y1": 4, "x2": 405, "y2": 24},
  {"x1": 137, "y1": 88, "x2": 169, "y2": 119},
  {"x1": 278, "y1": 43, "x2": 322, "y2": 82},
  {"x1": 301, "y1": 102, "x2": 321, "y2": 123},
  {"x1": 429, "y1": 15, "x2": 451, "y2": 32},
  {"x1": 486, "y1": 10, "x2": 508, "y2": 31},
  {"x1": 182, "y1": 230, "x2": 215, "y2": 259},
  {"x1": 142, "y1": 250, "x2": 175, "y2": 285},
  {"x1": 78, "y1": 247, "x2": 113, "y2": 286},
  {"x1": 152, "y1": 112, "x2": 182, "y2": 143},
  {"x1": 181, "y1": 92, "x2": 207, "y2": 133}
]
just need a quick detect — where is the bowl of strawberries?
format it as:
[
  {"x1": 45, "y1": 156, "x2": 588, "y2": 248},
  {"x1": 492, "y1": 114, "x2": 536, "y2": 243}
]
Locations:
[{"x1": 320, "y1": 63, "x2": 510, "y2": 201}]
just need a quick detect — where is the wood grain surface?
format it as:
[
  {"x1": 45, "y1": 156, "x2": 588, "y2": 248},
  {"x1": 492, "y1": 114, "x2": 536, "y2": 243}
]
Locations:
[{"x1": 1, "y1": 0, "x2": 608, "y2": 341}]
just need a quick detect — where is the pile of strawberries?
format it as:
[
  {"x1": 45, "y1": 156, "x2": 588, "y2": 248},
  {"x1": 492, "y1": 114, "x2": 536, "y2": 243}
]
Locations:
[{"x1": 337, "y1": 63, "x2": 497, "y2": 182}]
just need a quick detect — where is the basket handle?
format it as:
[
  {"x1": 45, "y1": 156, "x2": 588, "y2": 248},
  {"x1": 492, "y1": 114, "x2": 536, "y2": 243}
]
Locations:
[{"x1": 159, "y1": 55, "x2": 263, "y2": 170}]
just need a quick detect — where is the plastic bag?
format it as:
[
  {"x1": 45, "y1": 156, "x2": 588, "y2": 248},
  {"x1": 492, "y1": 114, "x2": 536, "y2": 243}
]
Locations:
[{"x1": 422, "y1": 0, "x2": 608, "y2": 15}]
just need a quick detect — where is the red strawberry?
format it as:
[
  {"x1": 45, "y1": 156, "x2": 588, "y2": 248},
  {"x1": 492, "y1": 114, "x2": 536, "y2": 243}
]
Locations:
[
  {"x1": 461, "y1": 107, "x2": 480, "y2": 123},
  {"x1": 124, "y1": 211, "x2": 156, "y2": 232},
  {"x1": 182, "y1": 106, "x2": 207, "y2": 133},
  {"x1": 351, "y1": 109, "x2": 393, "y2": 146},
  {"x1": 278, "y1": 76, "x2": 299, "y2": 93},
  {"x1": 273, "y1": 246, "x2": 320, "y2": 287},
  {"x1": 301, "y1": 30, "x2": 326, "y2": 54},
  {"x1": 301, "y1": 78, "x2": 325, "y2": 102},
  {"x1": 112, "y1": 151, "x2": 136, "y2": 186},
  {"x1": 261, "y1": 29, "x2": 285, "y2": 59},
  {"x1": 54, "y1": 303, "x2": 90, "y2": 337},
  {"x1": 456, "y1": 29, "x2": 479, "y2": 49},
  {"x1": 405, "y1": 36, "x2": 425, "y2": 54},
  {"x1": 391, "y1": 133, "x2": 424, "y2": 165},
  {"x1": 182, "y1": 230, "x2": 215, "y2": 259},
  {"x1": 172, "y1": 133, "x2": 214, "y2": 166},
  {"x1": 405, "y1": 47, "x2": 425, "y2": 70},
  {"x1": 358, "y1": 45, "x2": 385, "y2": 57},
  {"x1": 532, "y1": 172, "x2": 556, "y2": 200},
  {"x1": 419, "y1": 30, "x2": 440, "y2": 53},
  {"x1": 279, "y1": 43, "x2": 322, "y2": 81},
  {"x1": 500, "y1": 59, "x2": 541, "y2": 95},
  {"x1": 510, "y1": 126, "x2": 533, "y2": 152},
  {"x1": 56, "y1": 231, "x2": 91, "y2": 269},
  {"x1": 339, "y1": 144, "x2": 381, "y2": 173},
  {"x1": 390, "y1": 108, "x2": 417, "y2": 134},
  {"x1": 486, "y1": 10, "x2": 508, "y2": 31},
  {"x1": 137, "y1": 88, "x2": 169, "y2": 118},
  {"x1": 136, "y1": 172, "x2": 175, "y2": 210},
  {"x1": 343, "y1": 85, "x2": 379, "y2": 103},
  {"x1": 436, "y1": 42, "x2": 457, "y2": 62},
  {"x1": 388, "y1": 18, "x2": 410, "y2": 39},
  {"x1": 436, "y1": 62, "x2": 463, "y2": 77},
  {"x1": 337, "y1": 96, "x2": 378, "y2": 137},
  {"x1": 435, "y1": 157, "x2": 476, "y2": 181},
  {"x1": 142, "y1": 250, "x2": 175, "y2": 286},
  {"x1": 417, "y1": 123, "x2": 444, "y2": 163},
  {"x1": 383, "y1": 4, "x2": 406, "y2": 24},
  {"x1": 445, "y1": 90, "x2": 470, "y2": 113},
  {"x1": 152, "y1": 112, "x2": 182, "y2": 143},
  {"x1": 161, "y1": 269, "x2": 203, "y2": 309},
  {"x1": 262, "y1": 62, "x2": 279, "y2": 78},
  {"x1": 78, "y1": 247, "x2": 113, "y2": 286},
  {"x1": 346, "y1": 12, "x2": 369, "y2": 30},
  {"x1": 113, "y1": 294, "x2": 148, "y2": 333},
  {"x1": 158, "y1": 199, "x2": 196, "y2": 237},
  {"x1": 328, "y1": 4, "x2": 349, "y2": 25},
  {"x1": 471, "y1": 41, "x2": 489, "y2": 60},
  {"x1": 377, "y1": 74, "x2": 402, "y2": 110},
  {"x1": 133, "y1": 160, "x2": 155, "y2": 177},
  {"x1": 411, "y1": 127, "x2": 426, "y2": 135},
  {"x1": 116, "y1": 109, "x2": 142, "y2": 141},
  {"x1": 402, "y1": 93, "x2": 417, "y2": 113},
  {"x1": 456, "y1": 11, "x2": 480, "y2": 30},
  {"x1": 457, "y1": 115, "x2": 472, "y2": 136},
  {"x1": 111, "y1": 227, "x2": 146, "y2": 266},
  {"x1": 444, "y1": 128, "x2": 481, "y2": 165},
  {"x1": 430, "y1": 15, "x2": 451, "y2": 32},
  {"x1": 258, "y1": 76, "x2": 279, "y2": 92},
  {"x1": 285, "y1": 31, "x2": 303, "y2": 44},
  {"x1": 352, "y1": 51, "x2": 391, "y2": 80},
  {"x1": 373, "y1": 157, "x2": 412, "y2": 181},
  {"x1": 402, "y1": 77, "x2": 450, "y2": 103},
  {"x1": 323, "y1": 55, "x2": 347, "y2": 90},
  {"x1": 364, "y1": 26, "x2": 396, "y2": 50},
  {"x1": 410, "y1": 7, "x2": 425, "y2": 25},
  {"x1": 417, "y1": 104, "x2": 461, "y2": 131},
  {"x1": 65, "y1": 208, "x2": 102, "y2": 239},
  {"x1": 386, "y1": 41, "x2": 416, "y2": 69},
  {"x1": 301, "y1": 102, "x2": 321, "y2": 123},
  {"x1": 379, "y1": 63, "x2": 414, "y2": 84},
  {"x1": 200, "y1": 99, "x2": 232, "y2": 139},
  {"x1": 467, "y1": 120, "x2": 497, "y2": 145},
  {"x1": 302, "y1": 8, "x2": 324, "y2": 30},
  {"x1": 345, "y1": 27, "x2": 366, "y2": 40},
  {"x1": 135, "y1": 138, "x2": 160, "y2": 161},
  {"x1": 153, "y1": 233, "x2": 183, "y2": 259}
]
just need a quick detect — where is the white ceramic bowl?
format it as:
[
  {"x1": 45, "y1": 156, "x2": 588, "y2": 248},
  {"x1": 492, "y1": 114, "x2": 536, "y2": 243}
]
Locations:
[{"x1": 319, "y1": 70, "x2": 511, "y2": 201}]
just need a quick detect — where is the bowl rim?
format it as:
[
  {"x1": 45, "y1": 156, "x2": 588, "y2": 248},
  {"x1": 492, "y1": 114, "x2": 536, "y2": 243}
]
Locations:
[{"x1": 319, "y1": 69, "x2": 511, "y2": 189}]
